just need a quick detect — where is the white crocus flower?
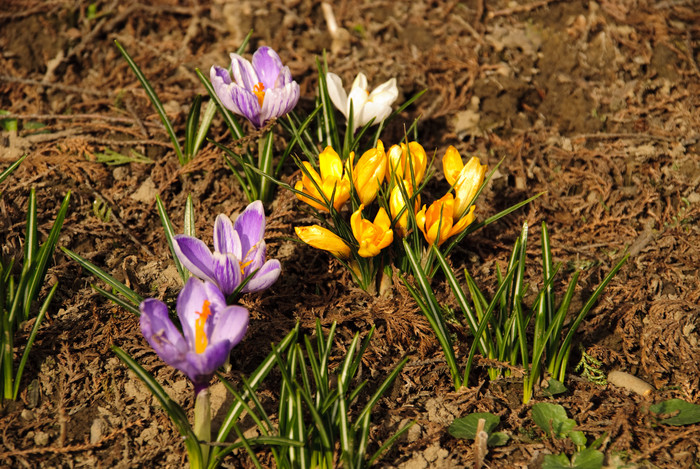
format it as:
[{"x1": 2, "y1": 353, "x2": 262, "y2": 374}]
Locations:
[{"x1": 326, "y1": 72, "x2": 399, "y2": 133}]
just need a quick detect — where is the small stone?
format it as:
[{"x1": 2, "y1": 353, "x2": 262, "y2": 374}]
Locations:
[
  {"x1": 34, "y1": 431, "x2": 49, "y2": 446},
  {"x1": 20, "y1": 409, "x2": 34, "y2": 421},
  {"x1": 90, "y1": 418, "x2": 108, "y2": 444}
]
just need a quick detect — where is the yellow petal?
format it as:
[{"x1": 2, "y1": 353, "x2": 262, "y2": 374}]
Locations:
[
  {"x1": 319, "y1": 146, "x2": 343, "y2": 180},
  {"x1": 453, "y1": 157, "x2": 487, "y2": 218},
  {"x1": 442, "y1": 145, "x2": 464, "y2": 186},
  {"x1": 447, "y1": 205, "x2": 476, "y2": 240},
  {"x1": 374, "y1": 207, "x2": 391, "y2": 231},
  {"x1": 295, "y1": 225, "x2": 351, "y2": 258}
]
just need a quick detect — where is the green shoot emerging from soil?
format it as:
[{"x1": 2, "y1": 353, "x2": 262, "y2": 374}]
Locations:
[
  {"x1": 404, "y1": 221, "x2": 628, "y2": 401},
  {"x1": 1, "y1": 177, "x2": 70, "y2": 400}
]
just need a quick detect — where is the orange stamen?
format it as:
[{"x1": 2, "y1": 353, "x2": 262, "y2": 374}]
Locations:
[
  {"x1": 194, "y1": 300, "x2": 211, "y2": 354},
  {"x1": 253, "y1": 82, "x2": 265, "y2": 107}
]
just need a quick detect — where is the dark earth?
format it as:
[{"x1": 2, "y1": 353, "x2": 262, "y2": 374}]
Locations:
[{"x1": 1, "y1": 0, "x2": 699, "y2": 467}]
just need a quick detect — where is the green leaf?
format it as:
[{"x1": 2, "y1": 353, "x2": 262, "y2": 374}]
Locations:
[
  {"x1": 487, "y1": 432, "x2": 510, "y2": 446},
  {"x1": 569, "y1": 430, "x2": 587, "y2": 447},
  {"x1": 0, "y1": 154, "x2": 27, "y2": 185},
  {"x1": 541, "y1": 379, "x2": 568, "y2": 397},
  {"x1": 650, "y1": 399, "x2": 700, "y2": 425},
  {"x1": 448, "y1": 413, "x2": 500, "y2": 440},
  {"x1": 114, "y1": 40, "x2": 184, "y2": 165},
  {"x1": 543, "y1": 448, "x2": 604, "y2": 469},
  {"x1": 532, "y1": 403, "x2": 576, "y2": 439}
]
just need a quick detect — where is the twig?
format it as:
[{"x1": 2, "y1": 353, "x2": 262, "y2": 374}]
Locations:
[
  {"x1": 685, "y1": 31, "x2": 700, "y2": 79},
  {"x1": 572, "y1": 132, "x2": 676, "y2": 142}
]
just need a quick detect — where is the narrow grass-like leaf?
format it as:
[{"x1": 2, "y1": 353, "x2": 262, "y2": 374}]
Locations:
[
  {"x1": 355, "y1": 356, "x2": 409, "y2": 430},
  {"x1": 368, "y1": 419, "x2": 414, "y2": 466},
  {"x1": 12, "y1": 282, "x2": 58, "y2": 399},
  {"x1": 434, "y1": 245, "x2": 493, "y2": 357},
  {"x1": 258, "y1": 130, "x2": 275, "y2": 204},
  {"x1": 155, "y1": 194, "x2": 188, "y2": 284},
  {"x1": 463, "y1": 263, "x2": 518, "y2": 385},
  {"x1": 23, "y1": 191, "x2": 70, "y2": 321},
  {"x1": 183, "y1": 194, "x2": 196, "y2": 238},
  {"x1": 402, "y1": 239, "x2": 461, "y2": 389},
  {"x1": 92, "y1": 284, "x2": 140, "y2": 316},
  {"x1": 213, "y1": 325, "x2": 298, "y2": 445},
  {"x1": 185, "y1": 95, "x2": 202, "y2": 161},
  {"x1": 0, "y1": 154, "x2": 27, "y2": 185},
  {"x1": 553, "y1": 254, "x2": 629, "y2": 380},
  {"x1": 115, "y1": 40, "x2": 184, "y2": 164},
  {"x1": 192, "y1": 100, "x2": 216, "y2": 160},
  {"x1": 112, "y1": 346, "x2": 198, "y2": 446},
  {"x1": 61, "y1": 247, "x2": 143, "y2": 310}
]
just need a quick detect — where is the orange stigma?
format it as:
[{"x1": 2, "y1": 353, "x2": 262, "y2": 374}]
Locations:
[
  {"x1": 253, "y1": 82, "x2": 265, "y2": 107},
  {"x1": 194, "y1": 300, "x2": 211, "y2": 354}
]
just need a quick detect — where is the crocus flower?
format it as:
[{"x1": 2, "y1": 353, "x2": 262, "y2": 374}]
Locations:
[
  {"x1": 389, "y1": 182, "x2": 419, "y2": 238},
  {"x1": 326, "y1": 72, "x2": 398, "y2": 133},
  {"x1": 174, "y1": 201, "x2": 280, "y2": 296},
  {"x1": 386, "y1": 141, "x2": 428, "y2": 186},
  {"x1": 350, "y1": 141, "x2": 387, "y2": 205},
  {"x1": 442, "y1": 146, "x2": 487, "y2": 219},
  {"x1": 210, "y1": 47, "x2": 300, "y2": 128},
  {"x1": 140, "y1": 278, "x2": 249, "y2": 392},
  {"x1": 415, "y1": 193, "x2": 475, "y2": 246},
  {"x1": 295, "y1": 225, "x2": 351, "y2": 259},
  {"x1": 295, "y1": 146, "x2": 351, "y2": 212},
  {"x1": 350, "y1": 205, "x2": 393, "y2": 258}
]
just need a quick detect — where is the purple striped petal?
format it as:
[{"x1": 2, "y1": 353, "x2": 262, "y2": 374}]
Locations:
[
  {"x1": 230, "y1": 53, "x2": 259, "y2": 90},
  {"x1": 230, "y1": 86, "x2": 263, "y2": 127},
  {"x1": 140, "y1": 298, "x2": 188, "y2": 367},
  {"x1": 252, "y1": 46, "x2": 283, "y2": 90},
  {"x1": 213, "y1": 252, "x2": 243, "y2": 296},
  {"x1": 234, "y1": 201, "x2": 266, "y2": 256},
  {"x1": 259, "y1": 82, "x2": 300, "y2": 124},
  {"x1": 242, "y1": 259, "x2": 281, "y2": 293},
  {"x1": 174, "y1": 235, "x2": 217, "y2": 284},
  {"x1": 210, "y1": 304, "x2": 249, "y2": 346},
  {"x1": 182, "y1": 340, "x2": 233, "y2": 384},
  {"x1": 210, "y1": 66, "x2": 242, "y2": 115},
  {"x1": 214, "y1": 214, "x2": 236, "y2": 254}
]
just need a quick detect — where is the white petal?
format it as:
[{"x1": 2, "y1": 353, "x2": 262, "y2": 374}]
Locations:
[{"x1": 326, "y1": 73, "x2": 348, "y2": 118}]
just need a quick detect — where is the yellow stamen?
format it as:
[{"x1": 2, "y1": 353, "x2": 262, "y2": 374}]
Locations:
[
  {"x1": 253, "y1": 82, "x2": 265, "y2": 107},
  {"x1": 194, "y1": 300, "x2": 211, "y2": 354}
]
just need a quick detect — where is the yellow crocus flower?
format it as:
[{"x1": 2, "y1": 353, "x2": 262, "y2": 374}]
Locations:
[
  {"x1": 295, "y1": 146, "x2": 351, "y2": 212},
  {"x1": 415, "y1": 193, "x2": 475, "y2": 246},
  {"x1": 350, "y1": 141, "x2": 387, "y2": 205},
  {"x1": 386, "y1": 141, "x2": 427, "y2": 185},
  {"x1": 389, "y1": 182, "x2": 419, "y2": 238},
  {"x1": 295, "y1": 225, "x2": 351, "y2": 259},
  {"x1": 350, "y1": 205, "x2": 394, "y2": 258},
  {"x1": 442, "y1": 146, "x2": 487, "y2": 218}
]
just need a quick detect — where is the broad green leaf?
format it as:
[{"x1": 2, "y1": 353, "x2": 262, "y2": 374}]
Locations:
[
  {"x1": 532, "y1": 403, "x2": 576, "y2": 439},
  {"x1": 448, "y1": 413, "x2": 500, "y2": 440},
  {"x1": 544, "y1": 448, "x2": 603, "y2": 469},
  {"x1": 650, "y1": 399, "x2": 700, "y2": 425},
  {"x1": 541, "y1": 379, "x2": 568, "y2": 397},
  {"x1": 487, "y1": 432, "x2": 510, "y2": 446}
]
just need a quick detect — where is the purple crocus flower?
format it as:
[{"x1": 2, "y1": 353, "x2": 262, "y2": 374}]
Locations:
[
  {"x1": 140, "y1": 277, "x2": 249, "y2": 392},
  {"x1": 174, "y1": 200, "x2": 281, "y2": 296},
  {"x1": 210, "y1": 46, "x2": 300, "y2": 128}
]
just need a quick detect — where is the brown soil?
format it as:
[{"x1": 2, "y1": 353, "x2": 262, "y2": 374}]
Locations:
[{"x1": 1, "y1": 0, "x2": 699, "y2": 467}]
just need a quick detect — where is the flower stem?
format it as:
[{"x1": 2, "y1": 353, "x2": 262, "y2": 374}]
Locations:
[{"x1": 194, "y1": 387, "x2": 211, "y2": 464}]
